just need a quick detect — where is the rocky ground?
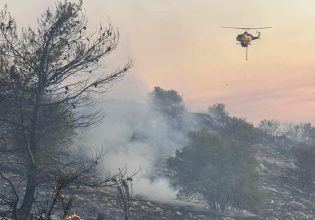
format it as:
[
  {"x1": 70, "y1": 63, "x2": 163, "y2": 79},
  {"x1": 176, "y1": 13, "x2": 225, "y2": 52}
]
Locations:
[
  {"x1": 70, "y1": 186, "x2": 263, "y2": 220},
  {"x1": 255, "y1": 143, "x2": 315, "y2": 220},
  {"x1": 2, "y1": 143, "x2": 312, "y2": 219},
  {"x1": 67, "y1": 141, "x2": 315, "y2": 220}
]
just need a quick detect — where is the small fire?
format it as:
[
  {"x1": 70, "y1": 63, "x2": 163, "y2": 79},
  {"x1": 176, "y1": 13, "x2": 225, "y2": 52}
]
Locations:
[
  {"x1": 66, "y1": 213, "x2": 84, "y2": 220},
  {"x1": 53, "y1": 185, "x2": 58, "y2": 197}
]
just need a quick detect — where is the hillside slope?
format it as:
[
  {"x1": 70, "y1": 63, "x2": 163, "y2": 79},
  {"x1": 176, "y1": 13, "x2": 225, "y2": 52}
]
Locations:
[{"x1": 256, "y1": 143, "x2": 315, "y2": 220}]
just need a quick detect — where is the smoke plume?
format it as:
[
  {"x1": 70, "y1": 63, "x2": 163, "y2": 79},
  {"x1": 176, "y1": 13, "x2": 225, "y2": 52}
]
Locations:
[{"x1": 81, "y1": 74, "x2": 187, "y2": 203}]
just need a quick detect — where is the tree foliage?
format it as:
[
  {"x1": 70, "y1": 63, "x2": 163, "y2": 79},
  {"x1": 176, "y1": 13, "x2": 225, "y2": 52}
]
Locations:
[
  {"x1": 167, "y1": 129, "x2": 262, "y2": 214},
  {"x1": 282, "y1": 122, "x2": 315, "y2": 144},
  {"x1": 258, "y1": 119, "x2": 281, "y2": 138},
  {"x1": 208, "y1": 103, "x2": 229, "y2": 123},
  {"x1": 223, "y1": 117, "x2": 258, "y2": 145},
  {"x1": 208, "y1": 104, "x2": 260, "y2": 145},
  {"x1": 149, "y1": 86, "x2": 186, "y2": 129}
]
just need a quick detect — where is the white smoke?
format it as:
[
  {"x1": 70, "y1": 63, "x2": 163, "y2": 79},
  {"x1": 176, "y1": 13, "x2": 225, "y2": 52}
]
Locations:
[{"x1": 81, "y1": 74, "x2": 187, "y2": 203}]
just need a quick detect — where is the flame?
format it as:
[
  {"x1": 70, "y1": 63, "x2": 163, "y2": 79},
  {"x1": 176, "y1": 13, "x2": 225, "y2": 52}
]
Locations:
[{"x1": 66, "y1": 213, "x2": 84, "y2": 220}]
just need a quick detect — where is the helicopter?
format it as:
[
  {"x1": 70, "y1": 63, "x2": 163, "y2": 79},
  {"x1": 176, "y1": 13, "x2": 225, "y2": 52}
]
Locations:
[{"x1": 222, "y1": 27, "x2": 272, "y2": 60}]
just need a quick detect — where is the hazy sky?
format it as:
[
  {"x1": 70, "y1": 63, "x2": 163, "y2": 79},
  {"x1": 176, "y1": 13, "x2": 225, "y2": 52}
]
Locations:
[{"x1": 1, "y1": 0, "x2": 315, "y2": 123}]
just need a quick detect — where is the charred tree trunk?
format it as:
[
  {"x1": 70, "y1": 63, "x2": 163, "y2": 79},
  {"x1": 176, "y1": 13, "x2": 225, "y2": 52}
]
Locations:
[
  {"x1": 18, "y1": 102, "x2": 40, "y2": 217},
  {"x1": 18, "y1": 169, "x2": 37, "y2": 217}
]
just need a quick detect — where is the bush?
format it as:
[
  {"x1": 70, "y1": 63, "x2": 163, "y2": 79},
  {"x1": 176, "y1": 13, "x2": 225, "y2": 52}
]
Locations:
[
  {"x1": 294, "y1": 144, "x2": 315, "y2": 191},
  {"x1": 167, "y1": 129, "x2": 263, "y2": 214}
]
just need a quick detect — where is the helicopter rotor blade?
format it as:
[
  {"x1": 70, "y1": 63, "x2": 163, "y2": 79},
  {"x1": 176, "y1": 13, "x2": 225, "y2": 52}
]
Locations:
[{"x1": 222, "y1": 26, "x2": 272, "y2": 30}]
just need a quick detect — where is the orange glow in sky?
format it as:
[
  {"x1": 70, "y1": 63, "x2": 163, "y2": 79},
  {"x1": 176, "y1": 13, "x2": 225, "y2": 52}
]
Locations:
[{"x1": 2, "y1": 0, "x2": 315, "y2": 123}]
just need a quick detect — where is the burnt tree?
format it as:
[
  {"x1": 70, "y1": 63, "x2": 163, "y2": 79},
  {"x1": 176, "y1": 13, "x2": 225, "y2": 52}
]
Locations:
[{"x1": 0, "y1": 0, "x2": 132, "y2": 217}]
